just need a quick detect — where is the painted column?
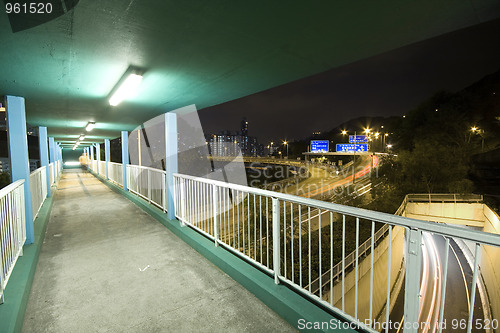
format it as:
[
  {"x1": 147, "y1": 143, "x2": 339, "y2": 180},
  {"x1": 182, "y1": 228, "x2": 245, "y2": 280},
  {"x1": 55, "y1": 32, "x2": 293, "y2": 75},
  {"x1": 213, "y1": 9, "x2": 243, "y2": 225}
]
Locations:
[
  {"x1": 105, "y1": 139, "x2": 110, "y2": 180},
  {"x1": 121, "y1": 131, "x2": 129, "y2": 191},
  {"x1": 165, "y1": 112, "x2": 178, "y2": 220},
  {"x1": 38, "y1": 126, "x2": 51, "y2": 197},
  {"x1": 49, "y1": 137, "x2": 56, "y2": 182},
  {"x1": 96, "y1": 143, "x2": 101, "y2": 175},
  {"x1": 90, "y1": 145, "x2": 94, "y2": 171},
  {"x1": 5, "y1": 95, "x2": 34, "y2": 244},
  {"x1": 57, "y1": 143, "x2": 62, "y2": 171}
]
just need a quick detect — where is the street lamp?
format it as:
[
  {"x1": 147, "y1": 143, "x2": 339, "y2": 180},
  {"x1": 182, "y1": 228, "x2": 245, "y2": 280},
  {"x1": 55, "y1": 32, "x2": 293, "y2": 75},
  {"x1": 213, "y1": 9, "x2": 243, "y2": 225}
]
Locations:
[
  {"x1": 283, "y1": 140, "x2": 288, "y2": 159},
  {"x1": 470, "y1": 126, "x2": 485, "y2": 152},
  {"x1": 341, "y1": 130, "x2": 347, "y2": 135}
]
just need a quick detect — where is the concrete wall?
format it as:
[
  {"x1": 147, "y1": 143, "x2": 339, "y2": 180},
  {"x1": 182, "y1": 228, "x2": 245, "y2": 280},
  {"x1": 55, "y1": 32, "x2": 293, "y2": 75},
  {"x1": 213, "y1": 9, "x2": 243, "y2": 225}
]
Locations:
[
  {"x1": 324, "y1": 226, "x2": 405, "y2": 323},
  {"x1": 481, "y1": 206, "x2": 500, "y2": 321},
  {"x1": 405, "y1": 202, "x2": 485, "y2": 227}
]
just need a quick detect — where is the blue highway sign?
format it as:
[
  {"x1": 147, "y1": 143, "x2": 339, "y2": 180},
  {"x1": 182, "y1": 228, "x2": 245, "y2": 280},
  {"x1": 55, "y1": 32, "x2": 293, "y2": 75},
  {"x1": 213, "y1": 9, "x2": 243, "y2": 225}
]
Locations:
[
  {"x1": 349, "y1": 135, "x2": 368, "y2": 143},
  {"x1": 311, "y1": 140, "x2": 329, "y2": 152},
  {"x1": 336, "y1": 143, "x2": 368, "y2": 152}
]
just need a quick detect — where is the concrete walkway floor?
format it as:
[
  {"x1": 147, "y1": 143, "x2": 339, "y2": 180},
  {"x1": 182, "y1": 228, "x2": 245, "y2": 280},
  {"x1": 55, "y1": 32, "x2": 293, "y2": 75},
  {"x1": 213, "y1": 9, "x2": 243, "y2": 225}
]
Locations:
[{"x1": 23, "y1": 169, "x2": 295, "y2": 332}]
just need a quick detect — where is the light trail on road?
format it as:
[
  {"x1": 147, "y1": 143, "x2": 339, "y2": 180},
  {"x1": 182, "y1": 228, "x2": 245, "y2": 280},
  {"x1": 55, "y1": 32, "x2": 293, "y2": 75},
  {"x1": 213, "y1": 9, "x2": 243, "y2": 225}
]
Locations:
[{"x1": 303, "y1": 155, "x2": 379, "y2": 198}]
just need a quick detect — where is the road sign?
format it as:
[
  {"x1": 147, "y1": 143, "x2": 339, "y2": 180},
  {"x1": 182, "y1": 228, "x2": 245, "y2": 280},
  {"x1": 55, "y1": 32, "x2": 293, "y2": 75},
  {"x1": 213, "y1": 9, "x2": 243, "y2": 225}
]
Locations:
[
  {"x1": 349, "y1": 135, "x2": 368, "y2": 143},
  {"x1": 336, "y1": 143, "x2": 368, "y2": 152},
  {"x1": 310, "y1": 140, "x2": 329, "y2": 153}
]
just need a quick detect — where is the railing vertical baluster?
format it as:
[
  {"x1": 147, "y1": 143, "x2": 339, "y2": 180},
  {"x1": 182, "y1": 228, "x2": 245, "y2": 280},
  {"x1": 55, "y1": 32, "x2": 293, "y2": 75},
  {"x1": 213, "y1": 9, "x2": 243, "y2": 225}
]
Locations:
[
  {"x1": 242, "y1": 192, "x2": 246, "y2": 254},
  {"x1": 254, "y1": 194, "x2": 256, "y2": 260},
  {"x1": 232, "y1": 189, "x2": 236, "y2": 248},
  {"x1": 386, "y1": 226, "x2": 393, "y2": 333},
  {"x1": 355, "y1": 217, "x2": 359, "y2": 319},
  {"x1": 284, "y1": 201, "x2": 287, "y2": 279},
  {"x1": 438, "y1": 237, "x2": 450, "y2": 333},
  {"x1": 330, "y1": 211, "x2": 333, "y2": 305},
  {"x1": 342, "y1": 214, "x2": 345, "y2": 312},
  {"x1": 247, "y1": 193, "x2": 250, "y2": 257},
  {"x1": 291, "y1": 203, "x2": 294, "y2": 284},
  {"x1": 147, "y1": 169, "x2": 151, "y2": 204},
  {"x1": 369, "y1": 221, "x2": 375, "y2": 322},
  {"x1": 299, "y1": 205, "x2": 302, "y2": 288},
  {"x1": 272, "y1": 197, "x2": 280, "y2": 284},
  {"x1": 213, "y1": 184, "x2": 218, "y2": 246},
  {"x1": 259, "y1": 195, "x2": 262, "y2": 264},
  {"x1": 467, "y1": 243, "x2": 481, "y2": 333},
  {"x1": 237, "y1": 191, "x2": 240, "y2": 250},
  {"x1": 308, "y1": 206, "x2": 311, "y2": 292},
  {"x1": 266, "y1": 197, "x2": 269, "y2": 268},
  {"x1": 319, "y1": 209, "x2": 322, "y2": 299}
]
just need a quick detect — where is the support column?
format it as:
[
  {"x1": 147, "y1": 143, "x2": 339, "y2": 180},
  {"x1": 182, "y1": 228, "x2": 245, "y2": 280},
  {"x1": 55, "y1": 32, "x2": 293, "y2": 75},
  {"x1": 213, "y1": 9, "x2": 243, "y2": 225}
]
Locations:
[
  {"x1": 105, "y1": 139, "x2": 110, "y2": 180},
  {"x1": 121, "y1": 131, "x2": 129, "y2": 191},
  {"x1": 5, "y1": 95, "x2": 34, "y2": 244},
  {"x1": 38, "y1": 127, "x2": 51, "y2": 197},
  {"x1": 165, "y1": 112, "x2": 178, "y2": 220},
  {"x1": 403, "y1": 228, "x2": 423, "y2": 333},
  {"x1": 49, "y1": 137, "x2": 56, "y2": 182},
  {"x1": 96, "y1": 143, "x2": 101, "y2": 175},
  {"x1": 90, "y1": 145, "x2": 94, "y2": 171}
]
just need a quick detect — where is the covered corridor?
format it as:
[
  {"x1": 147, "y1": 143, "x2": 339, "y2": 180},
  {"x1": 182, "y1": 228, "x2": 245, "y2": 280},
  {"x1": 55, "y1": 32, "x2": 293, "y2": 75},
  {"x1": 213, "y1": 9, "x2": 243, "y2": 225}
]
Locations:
[{"x1": 22, "y1": 169, "x2": 294, "y2": 332}]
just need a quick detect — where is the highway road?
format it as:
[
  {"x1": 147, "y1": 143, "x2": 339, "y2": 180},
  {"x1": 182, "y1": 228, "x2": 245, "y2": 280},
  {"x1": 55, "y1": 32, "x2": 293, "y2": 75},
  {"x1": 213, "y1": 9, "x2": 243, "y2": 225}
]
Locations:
[
  {"x1": 280, "y1": 154, "x2": 379, "y2": 199},
  {"x1": 389, "y1": 234, "x2": 485, "y2": 333}
]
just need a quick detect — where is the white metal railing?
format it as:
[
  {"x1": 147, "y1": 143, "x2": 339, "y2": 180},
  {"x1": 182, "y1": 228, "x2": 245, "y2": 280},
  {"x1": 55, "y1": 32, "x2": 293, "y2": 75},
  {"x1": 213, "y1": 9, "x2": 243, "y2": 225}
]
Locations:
[
  {"x1": 98, "y1": 161, "x2": 106, "y2": 177},
  {"x1": 29, "y1": 166, "x2": 47, "y2": 220},
  {"x1": 0, "y1": 180, "x2": 26, "y2": 304},
  {"x1": 108, "y1": 162, "x2": 123, "y2": 186},
  {"x1": 127, "y1": 165, "x2": 166, "y2": 211},
  {"x1": 406, "y1": 193, "x2": 483, "y2": 203},
  {"x1": 173, "y1": 173, "x2": 500, "y2": 333},
  {"x1": 49, "y1": 162, "x2": 55, "y2": 185}
]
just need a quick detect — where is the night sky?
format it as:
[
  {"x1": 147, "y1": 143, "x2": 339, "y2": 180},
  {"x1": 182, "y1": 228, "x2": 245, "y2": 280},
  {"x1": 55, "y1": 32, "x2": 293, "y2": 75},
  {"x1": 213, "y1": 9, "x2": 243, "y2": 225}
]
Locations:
[{"x1": 198, "y1": 18, "x2": 500, "y2": 144}]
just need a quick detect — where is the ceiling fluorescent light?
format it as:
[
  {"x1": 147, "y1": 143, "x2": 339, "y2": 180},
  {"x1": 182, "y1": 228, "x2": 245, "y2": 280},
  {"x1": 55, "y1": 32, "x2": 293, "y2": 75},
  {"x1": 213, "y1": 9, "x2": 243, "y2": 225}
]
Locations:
[
  {"x1": 79, "y1": 134, "x2": 85, "y2": 140},
  {"x1": 86, "y1": 122, "x2": 95, "y2": 131},
  {"x1": 109, "y1": 73, "x2": 143, "y2": 106}
]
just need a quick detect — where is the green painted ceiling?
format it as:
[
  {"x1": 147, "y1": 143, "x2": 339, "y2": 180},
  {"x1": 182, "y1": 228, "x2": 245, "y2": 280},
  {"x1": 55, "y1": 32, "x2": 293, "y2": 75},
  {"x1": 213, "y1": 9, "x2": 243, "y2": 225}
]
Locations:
[{"x1": 1, "y1": 0, "x2": 499, "y2": 147}]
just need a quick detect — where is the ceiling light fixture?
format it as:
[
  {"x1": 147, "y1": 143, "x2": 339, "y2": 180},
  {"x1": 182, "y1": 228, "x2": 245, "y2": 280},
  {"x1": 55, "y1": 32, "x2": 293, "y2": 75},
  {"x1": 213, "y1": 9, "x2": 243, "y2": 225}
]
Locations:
[
  {"x1": 79, "y1": 134, "x2": 85, "y2": 140},
  {"x1": 86, "y1": 122, "x2": 95, "y2": 132},
  {"x1": 109, "y1": 67, "x2": 144, "y2": 106}
]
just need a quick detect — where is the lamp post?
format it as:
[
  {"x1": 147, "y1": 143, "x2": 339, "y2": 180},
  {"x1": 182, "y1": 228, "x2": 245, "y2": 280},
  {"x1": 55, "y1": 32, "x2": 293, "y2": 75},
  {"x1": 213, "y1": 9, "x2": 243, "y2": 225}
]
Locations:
[
  {"x1": 471, "y1": 127, "x2": 485, "y2": 152},
  {"x1": 283, "y1": 140, "x2": 288, "y2": 159}
]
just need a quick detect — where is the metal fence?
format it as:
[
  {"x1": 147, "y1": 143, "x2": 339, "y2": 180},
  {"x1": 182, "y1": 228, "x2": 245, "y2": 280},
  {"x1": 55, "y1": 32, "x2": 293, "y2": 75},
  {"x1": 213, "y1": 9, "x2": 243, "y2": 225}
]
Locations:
[
  {"x1": 173, "y1": 173, "x2": 500, "y2": 333},
  {"x1": 29, "y1": 166, "x2": 47, "y2": 219},
  {"x1": 127, "y1": 165, "x2": 166, "y2": 211},
  {"x1": 98, "y1": 161, "x2": 106, "y2": 177},
  {"x1": 406, "y1": 193, "x2": 483, "y2": 203},
  {"x1": 107, "y1": 162, "x2": 123, "y2": 186},
  {"x1": 0, "y1": 180, "x2": 26, "y2": 304},
  {"x1": 49, "y1": 162, "x2": 55, "y2": 185}
]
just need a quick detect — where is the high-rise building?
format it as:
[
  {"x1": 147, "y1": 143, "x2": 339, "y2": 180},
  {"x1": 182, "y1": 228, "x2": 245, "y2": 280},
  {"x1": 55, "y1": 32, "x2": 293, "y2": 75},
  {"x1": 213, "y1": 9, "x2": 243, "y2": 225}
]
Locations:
[{"x1": 206, "y1": 117, "x2": 262, "y2": 157}]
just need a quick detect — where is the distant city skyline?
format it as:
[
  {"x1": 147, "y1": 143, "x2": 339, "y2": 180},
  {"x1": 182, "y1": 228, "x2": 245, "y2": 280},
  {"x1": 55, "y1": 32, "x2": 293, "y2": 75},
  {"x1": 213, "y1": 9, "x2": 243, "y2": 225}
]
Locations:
[{"x1": 198, "y1": 18, "x2": 500, "y2": 144}]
